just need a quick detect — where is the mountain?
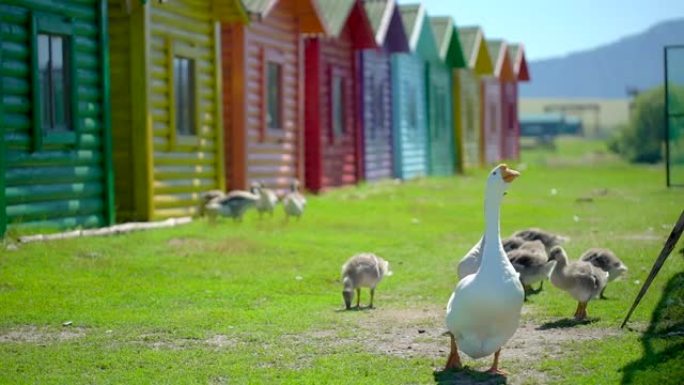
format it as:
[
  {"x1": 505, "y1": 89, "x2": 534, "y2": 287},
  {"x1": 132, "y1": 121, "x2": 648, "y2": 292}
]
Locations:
[{"x1": 520, "y1": 18, "x2": 684, "y2": 99}]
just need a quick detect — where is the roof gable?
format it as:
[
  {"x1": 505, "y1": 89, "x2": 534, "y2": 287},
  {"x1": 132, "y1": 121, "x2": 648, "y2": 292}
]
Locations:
[
  {"x1": 138, "y1": 0, "x2": 248, "y2": 22},
  {"x1": 315, "y1": 0, "x2": 376, "y2": 48},
  {"x1": 458, "y1": 26, "x2": 493, "y2": 75},
  {"x1": 242, "y1": 0, "x2": 326, "y2": 33},
  {"x1": 508, "y1": 43, "x2": 531, "y2": 82},
  {"x1": 363, "y1": 0, "x2": 409, "y2": 52},
  {"x1": 399, "y1": 3, "x2": 439, "y2": 62},
  {"x1": 429, "y1": 16, "x2": 466, "y2": 69},
  {"x1": 487, "y1": 40, "x2": 515, "y2": 81}
]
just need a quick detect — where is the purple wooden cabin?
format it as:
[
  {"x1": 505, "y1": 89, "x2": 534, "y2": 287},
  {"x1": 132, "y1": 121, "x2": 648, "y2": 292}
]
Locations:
[{"x1": 358, "y1": 0, "x2": 409, "y2": 181}]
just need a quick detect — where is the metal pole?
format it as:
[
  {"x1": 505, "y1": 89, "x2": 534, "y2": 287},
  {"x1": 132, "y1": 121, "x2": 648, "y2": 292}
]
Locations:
[{"x1": 621, "y1": 210, "x2": 684, "y2": 328}]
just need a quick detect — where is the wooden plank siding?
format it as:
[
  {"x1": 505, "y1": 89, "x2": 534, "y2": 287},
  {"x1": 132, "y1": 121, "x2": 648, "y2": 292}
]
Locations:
[
  {"x1": 109, "y1": 0, "x2": 236, "y2": 221},
  {"x1": 482, "y1": 78, "x2": 502, "y2": 164},
  {"x1": 1, "y1": 1, "x2": 114, "y2": 233},
  {"x1": 426, "y1": 63, "x2": 454, "y2": 176},
  {"x1": 457, "y1": 69, "x2": 482, "y2": 169},
  {"x1": 502, "y1": 81, "x2": 518, "y2": 160},
  {"x1": 360, "y1": 49, "x2": 393, "y2": 181},
  {"x1": 305, "y1": 29, "x2": 358, "y2": 192},
  {"x1": 391, "y1": 53, "x2": 427, "y2": 180},
  {"x1": 222, "y1": 0, "x2": 305, "y2": 192}
]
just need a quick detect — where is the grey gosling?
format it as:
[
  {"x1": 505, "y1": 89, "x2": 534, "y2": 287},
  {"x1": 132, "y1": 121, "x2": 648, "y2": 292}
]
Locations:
[
  {"x1": 579, "y1": 248, "x2": 628, "y2": 299},
  {"x1": 507, "y1": 240, "x2": 556, "y2": 300},
  {"x1": 199, "y1": 190, "x2": 225, "y2": 217},
  {"x1": 548, "y1": 246, "x2": 608, "y2": 320},
  {"x1": 283, "y1": 179, "x2": 306, "y2": 221},
  {"x1": 205, "y1": 190, "x2": 259, "y2": 222},
  {"x1": 502, "y1": 235, "x2": 526, "y2": 252},
  {"x1": 341, "y1": 253, "x2": 392, "y2": 309},
  {"x1": 250, "y1": 181, "x2": 278, "y2": 218},
  {"x1": 513, "y1": 228, "x2": 568, "y2": 252}
]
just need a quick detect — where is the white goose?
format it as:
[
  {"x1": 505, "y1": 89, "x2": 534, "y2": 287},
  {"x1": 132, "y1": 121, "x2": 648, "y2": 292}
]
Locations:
[{"x1": 445, "y1": 164, "x2": 524, "y2": 375}]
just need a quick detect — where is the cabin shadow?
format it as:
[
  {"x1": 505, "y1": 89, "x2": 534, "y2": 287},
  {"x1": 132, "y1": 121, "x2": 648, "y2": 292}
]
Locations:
[
  {"x1": 620, "y1": 272, "x2": 684, "y2": 384},
  {"x1": 433, "y1": 367, "x2": 507, "y2": 385},
  {"x1": 536, "y1": 317, "x2": 598, "y2": 330}
]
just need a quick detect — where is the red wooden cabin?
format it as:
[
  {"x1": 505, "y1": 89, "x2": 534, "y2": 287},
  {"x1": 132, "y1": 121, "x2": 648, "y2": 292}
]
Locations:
[
  {"x1": 221, "y1": 0, "x2": 326, "y2": 191},
  {"x1": 503, "y1": 43, "x2": 530, "y2": 160},
  {"x1": 304, "y1": 0, "x2": 376, "y2": 193}
]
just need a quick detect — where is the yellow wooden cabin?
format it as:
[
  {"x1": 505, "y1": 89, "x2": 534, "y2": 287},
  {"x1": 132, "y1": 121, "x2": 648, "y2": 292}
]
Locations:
[
  {"x1": 454, "y1": 26, "x2": 492, "y2": 171},
  {"x1": 107, "y1": 0, "x2": 247, "y2": 221}
]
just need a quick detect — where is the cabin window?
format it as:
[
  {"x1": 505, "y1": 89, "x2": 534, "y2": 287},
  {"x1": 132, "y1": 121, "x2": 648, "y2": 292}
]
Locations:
[
  {"x1": 433, "y1": 86, "x2": 447, "y2": 139},
  {"x1": 38, "y1": 34, "x2": 71, "y2": 133},
  {"x1": 489, "y1": 104, "x2": 497, "y2": 133},
  {"x1": 173, "y1": 56, "x2": 196, "y2": 136},
  {"x1": 406, "y1": 82, "x2": 418, "y2": 132},
  {"x1": 371, "y1": 76, "x2": 385, "y2": 139},
  {"x1": 31, "y1": 13, "x2": 77, "y2": 150},
  {"x1": 266, "y1": 61, "x2": 283, "y2": 130},
  {"x1": 331, "y1": 74, "x2": 346, "y2": 139}
]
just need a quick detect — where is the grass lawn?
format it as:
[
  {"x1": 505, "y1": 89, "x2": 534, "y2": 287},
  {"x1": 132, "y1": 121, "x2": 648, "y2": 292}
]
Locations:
[{"x1": 1, "y1": 137, "x2": 683, "y2": 384}]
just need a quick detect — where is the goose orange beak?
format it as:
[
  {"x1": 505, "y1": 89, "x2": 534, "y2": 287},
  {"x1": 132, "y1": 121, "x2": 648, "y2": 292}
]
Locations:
[{"x1": 498, "y1": 164, "x2": 520, "y2": 183}]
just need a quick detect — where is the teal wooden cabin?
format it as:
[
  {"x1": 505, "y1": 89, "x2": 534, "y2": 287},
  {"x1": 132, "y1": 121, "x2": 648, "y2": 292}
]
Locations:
[
  {"x1": 392, "y1": 3, "x2": 438, "y2": 180},
  {"x1": 0, "y1": 0, "x2": 114, "y2": 236}
]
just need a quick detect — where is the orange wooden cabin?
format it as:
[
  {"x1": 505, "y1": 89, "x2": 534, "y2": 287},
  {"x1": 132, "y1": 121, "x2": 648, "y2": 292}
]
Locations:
[{"x1": 221, "y1": 0, "x2": 326, "y2": 192}]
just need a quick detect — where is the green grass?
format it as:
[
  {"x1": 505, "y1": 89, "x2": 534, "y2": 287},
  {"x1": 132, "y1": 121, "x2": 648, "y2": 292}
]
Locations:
[{"x1": 1, "y1": 137, "x2": 683, "y2": 384}]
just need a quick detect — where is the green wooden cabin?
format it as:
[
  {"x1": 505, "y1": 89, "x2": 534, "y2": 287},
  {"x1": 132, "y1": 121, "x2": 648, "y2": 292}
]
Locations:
[
  {"x1": 107, "y1": 0, "x2": 246, "y2": 221},
  {"x1": 429, "y1": 16, "x2": 466, "y2": 175},
  {"x1": 1, "y1": 0, "x2": 115, "y2": 236}
]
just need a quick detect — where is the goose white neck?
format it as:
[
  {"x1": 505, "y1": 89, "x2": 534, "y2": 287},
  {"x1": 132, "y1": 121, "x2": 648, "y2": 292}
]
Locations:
[{"x1": 479, "y1": 185, "x2": 507, "y2": 271}]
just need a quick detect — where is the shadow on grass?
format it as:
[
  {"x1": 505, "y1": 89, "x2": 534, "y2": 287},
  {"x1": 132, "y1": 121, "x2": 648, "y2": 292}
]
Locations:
[
  {"x1": 333, "y1": 306, "x2": 376, "y2": 313},
  {"x1": 621, "y1": 272, "x2": 684, "y2": 384},
  {"x1": 433, "y1": 367, "x2": 507, "y2": 385},
  {"x1": 536, "y1": 317, "x2": 599, "y2": 330}
]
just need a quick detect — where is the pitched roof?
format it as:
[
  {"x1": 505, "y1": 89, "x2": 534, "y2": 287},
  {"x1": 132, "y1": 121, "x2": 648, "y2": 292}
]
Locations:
[
  {"x1": 487, "y1": 39, "x2": 515, "y2": 81},
  {"x1": 138, "y1": 0, "x2": 248, "y2": 22},
  {"x1": 398, "y1": 3, "x2": 439, "y2": 61},
  {"x1": 362, "y1": 0, "x2": 409, "y2": 52},
  {"x1": 457, "y1": 26, "x2": 493, "y2": 75},
  {"x1": 429, "y1": 16, "x2": 466, "y2": 68},
  {"x1": 241, "y1": 0, "x2": 273, "y2": 15},
  {"x1": 316, "y1": 0, "x2": 357, "y2": 36},
  {"x1": 508, "y1": 43, "x2": 531, "y2": 82}
]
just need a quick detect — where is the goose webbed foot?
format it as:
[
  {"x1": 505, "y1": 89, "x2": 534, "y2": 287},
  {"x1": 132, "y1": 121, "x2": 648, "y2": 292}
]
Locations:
[
  {"x1": 444, "y1": 333, "x2": 462, "y2": 370},
  {"x1": 486, "y1": 349, "x2": 506, "y2": 376}
]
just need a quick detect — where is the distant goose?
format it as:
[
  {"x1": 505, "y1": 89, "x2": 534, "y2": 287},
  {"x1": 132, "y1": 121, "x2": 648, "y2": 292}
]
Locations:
[
  {"x1": 507, "y1": 240, "x2": 556, "y2": 300},
  {"x1": 512, "y1": 228, "x2": 568, "y2": 252},
  {"x1": 579, "y1": 248, "x2": 627, "y2": 299},
  {"x1": 205, "y1": 190, "x2": 259, "y2": 222},
  {"x1": 199, "y1": 190, "x2": 225, "y2": 217},
  {"x1": 548, "y1": 246, "x2": 608, "y2": 320},
  {"x1": 341, "y1": 253, "x2": 392, "y2": 309},
  {"x1": 283, "y1": 179, "x2": 306, "y2": 221},
  {"x1": 250, "y1": 181, "x2": 278, "y2": 218}
]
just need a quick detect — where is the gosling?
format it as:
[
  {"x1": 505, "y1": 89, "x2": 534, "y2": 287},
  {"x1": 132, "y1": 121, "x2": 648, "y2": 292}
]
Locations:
[{"x1": 341, "y1": 253, "x2": 392, "y2": 310}]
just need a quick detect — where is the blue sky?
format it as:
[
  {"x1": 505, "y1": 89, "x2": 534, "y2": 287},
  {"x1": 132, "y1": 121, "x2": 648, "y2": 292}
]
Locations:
[{"x1": 397, "y1": 0, "x2": 684, "y2": 61}]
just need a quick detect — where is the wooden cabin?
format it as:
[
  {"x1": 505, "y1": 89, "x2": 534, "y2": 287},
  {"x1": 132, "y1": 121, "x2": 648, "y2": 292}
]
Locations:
[
  {"x1": 391, "y1": 4, "x2": 439, "y2": 180},
  {"x1": 431, "y1": 17, "x2": 470, "y2": 173},
  {"x1": 358, "y1": 0, "x2": 409, "y2": 182},
  {"x1": 304, "y1": 0, "x2": 375, "y2": 193},
  {"x1": 222, "y1": 0, "x2": 325, "y2": 192},
  {"x1": 503, "y1": 43, "x2": 530, "y2": 160},
  {"x1": 108, "y1": 0, "x2": 246, "y2": 222},
  {"x1": 1, "y1": 0, "x2": 115, "y2": 236},
  {"x1": 429, "y1": 16, "x2": 465, "y2": 176},
  {"x1": 454, "y1": 27, "x2": 493, "y2": 171},
  {"x1": 482, "y1": 39, "x2": 514, "y2": 165}
]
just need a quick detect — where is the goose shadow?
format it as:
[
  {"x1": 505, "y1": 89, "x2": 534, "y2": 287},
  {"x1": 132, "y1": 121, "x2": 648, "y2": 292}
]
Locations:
[
  {"x1": 433, "y1": 367, "x2": 507, "y2": 384},
  {"x1": 333, "y1": 306, "x2": 376, "y2": 313},
  {"x1": 536, "y1": 317, "x2": 599, "y2": 330},
  {"x1": 620, "y1": 272, "x2": 684, "y2": 384}
]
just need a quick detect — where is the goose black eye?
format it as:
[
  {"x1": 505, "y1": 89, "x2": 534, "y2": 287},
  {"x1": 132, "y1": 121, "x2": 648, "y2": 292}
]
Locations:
[{"x1": 493, "y1": 171, "x2": 497, "y2": 176}]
